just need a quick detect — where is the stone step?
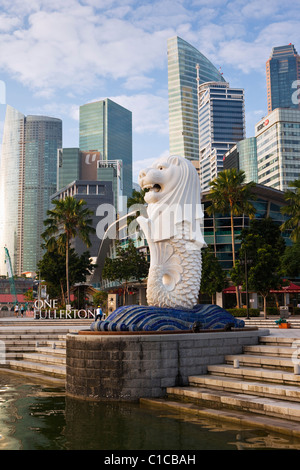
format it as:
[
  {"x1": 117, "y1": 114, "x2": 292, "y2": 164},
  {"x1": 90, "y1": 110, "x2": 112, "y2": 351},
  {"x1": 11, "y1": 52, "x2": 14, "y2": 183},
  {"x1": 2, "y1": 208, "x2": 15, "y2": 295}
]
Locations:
[
  {"x1": 0, "y1": 328, "x2": 74, "y2": 334},
  {"x1": 0, "y1": 367, "x2": 65, "y2": 387},
  {"x1": 207, "y1": 364, "x2": 300, "y2": 386},
  {"x1": 225, "y1": 353, "x2": 295, "y2": 371},
  {"x1": 166, "y1": 385, "x2": 300, "y2": 422},
  {"x1": 243, "y1": 320, "x2": 300, "y2": 329},
  {"x1": 0, "y1": 333, "x2": 67, "y2": 340},
  {"x1": 35, "y1": 346, "x2": 66, "y2": 356},
  {"x1": 244, "y1": 345, "x2": 296, "y2": 357},
  {"x1": 8, "y1": 359, "x2": 66, "y2": 379},
  {"x1": 21, "y1": 351, "x2": 66, "y2": 365},
  {"x1": 188, "y1": 374, "x2": 300, "y2": 402},
  {"x1": 3, "y1": 339, "x2": 66, "y2": 348},
  {"x1": 259, "y1": 336, "x2": 299, "y2": 347},
  {"x1": 140, "y1": 398, "x2": 300, "y2": 438}
]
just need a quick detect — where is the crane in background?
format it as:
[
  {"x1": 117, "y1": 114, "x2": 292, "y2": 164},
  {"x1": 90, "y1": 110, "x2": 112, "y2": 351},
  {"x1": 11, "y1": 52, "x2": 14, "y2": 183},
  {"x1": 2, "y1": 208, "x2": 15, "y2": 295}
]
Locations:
[{"x1": 4, "y1": 247, "x2": 18, "y2": 306}]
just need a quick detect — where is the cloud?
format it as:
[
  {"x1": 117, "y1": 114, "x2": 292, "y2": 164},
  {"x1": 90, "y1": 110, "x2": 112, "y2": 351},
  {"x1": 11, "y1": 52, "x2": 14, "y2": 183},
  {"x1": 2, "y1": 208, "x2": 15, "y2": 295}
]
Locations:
[
  {"x1": 123, "y1": 75, "x2": 155, "y2": 91},
  {"x1": 211, "y1": 19, "x2": 300, "y2": 75},
  {"x1": 0, "y1": 2, "x2": 173, "y2": 95}
]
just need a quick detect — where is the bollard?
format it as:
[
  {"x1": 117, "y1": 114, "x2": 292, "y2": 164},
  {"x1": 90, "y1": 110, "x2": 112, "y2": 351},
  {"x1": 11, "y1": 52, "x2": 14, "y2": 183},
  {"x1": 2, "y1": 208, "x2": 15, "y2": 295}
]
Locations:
[
  {"x1": 234, "y1": 359, "x2": 239, "y2": 368},
  {"x1": 294, "y1": 364, "x2": 300, "y2": 375}
]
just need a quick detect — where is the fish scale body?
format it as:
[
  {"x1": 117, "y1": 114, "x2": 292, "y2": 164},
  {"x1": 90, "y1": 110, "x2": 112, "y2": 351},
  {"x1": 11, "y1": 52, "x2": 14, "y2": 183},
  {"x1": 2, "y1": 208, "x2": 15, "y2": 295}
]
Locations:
[{"x1": 146, "y1": 235, "x2": 202, "y2": 309}]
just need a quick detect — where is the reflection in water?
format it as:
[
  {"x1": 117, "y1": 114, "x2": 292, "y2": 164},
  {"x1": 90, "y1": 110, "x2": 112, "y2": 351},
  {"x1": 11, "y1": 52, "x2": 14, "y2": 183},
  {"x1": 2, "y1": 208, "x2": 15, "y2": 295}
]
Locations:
[{"x1": 1, "y1": 373, "x2": 300, "y2": 450}]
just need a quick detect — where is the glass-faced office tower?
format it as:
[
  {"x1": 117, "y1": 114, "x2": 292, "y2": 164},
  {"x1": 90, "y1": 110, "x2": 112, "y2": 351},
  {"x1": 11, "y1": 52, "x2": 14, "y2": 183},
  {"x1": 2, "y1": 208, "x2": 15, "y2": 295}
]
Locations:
[
  {"x1": 79, "y1": 99, "x2": 132, "y2": 200},
  {"x1": 198, "y1": 81, "x2": 245, "y2": 190},
  {"x1": 266, "y1": 44, "x2": 300, "y2": 113},
  {"x1": 167, "y1": 36, "x2": 225, "y2": 161},
  {"x1": 0, "y1": 105, "x2": 62, "y2": 275}
]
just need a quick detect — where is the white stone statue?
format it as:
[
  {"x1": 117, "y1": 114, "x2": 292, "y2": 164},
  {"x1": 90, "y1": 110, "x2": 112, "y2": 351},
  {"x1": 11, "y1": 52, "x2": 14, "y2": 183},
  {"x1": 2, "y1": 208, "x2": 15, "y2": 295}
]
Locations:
[{"x1": 137, "y1": 155, "x2": 205, "y2": 309}]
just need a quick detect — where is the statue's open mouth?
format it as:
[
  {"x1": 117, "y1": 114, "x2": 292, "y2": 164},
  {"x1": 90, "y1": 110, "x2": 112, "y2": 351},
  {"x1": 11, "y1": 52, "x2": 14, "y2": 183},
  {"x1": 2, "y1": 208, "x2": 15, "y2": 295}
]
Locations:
[{"x1": 144, "y1": 183, "x2": 161, "y2": 193}]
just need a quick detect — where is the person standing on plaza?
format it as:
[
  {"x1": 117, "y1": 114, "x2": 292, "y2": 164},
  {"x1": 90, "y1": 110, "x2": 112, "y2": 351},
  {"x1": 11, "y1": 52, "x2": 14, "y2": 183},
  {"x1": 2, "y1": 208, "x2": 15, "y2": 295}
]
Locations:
[
  {"x1": 14, "y1": 304, "x2": 19, "y2": 317},
  {"x1": 95, "y1": 305, "x2": 103, "y2": 321}
]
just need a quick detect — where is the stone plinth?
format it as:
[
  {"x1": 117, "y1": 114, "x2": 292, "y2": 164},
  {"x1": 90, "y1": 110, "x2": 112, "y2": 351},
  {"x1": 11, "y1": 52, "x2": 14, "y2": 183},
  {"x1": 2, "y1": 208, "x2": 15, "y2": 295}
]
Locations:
[{"x1": 66, "y1": 328, "x2": 268, "y2": 401}]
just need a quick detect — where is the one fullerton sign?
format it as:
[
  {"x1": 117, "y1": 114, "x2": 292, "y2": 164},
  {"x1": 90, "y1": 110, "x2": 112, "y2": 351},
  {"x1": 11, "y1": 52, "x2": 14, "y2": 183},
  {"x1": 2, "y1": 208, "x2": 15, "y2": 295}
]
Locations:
[{"x1": 34, "y1": 299, "x2": 95, "y2": 319}]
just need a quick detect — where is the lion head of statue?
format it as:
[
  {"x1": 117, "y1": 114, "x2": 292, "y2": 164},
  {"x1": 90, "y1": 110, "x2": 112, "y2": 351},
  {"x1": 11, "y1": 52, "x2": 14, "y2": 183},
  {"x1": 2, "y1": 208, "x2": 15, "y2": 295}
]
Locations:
[{"x1": 138, "y1": 155, "x2": 205, "y2": 245}]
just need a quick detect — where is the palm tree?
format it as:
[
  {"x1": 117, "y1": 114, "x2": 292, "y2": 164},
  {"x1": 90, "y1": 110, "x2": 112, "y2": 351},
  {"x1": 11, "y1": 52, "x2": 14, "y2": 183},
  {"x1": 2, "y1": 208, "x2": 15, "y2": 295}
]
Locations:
[
  {"x1": 280, "y1": 179, "x2": 300, "y2": 242},
  {"x1": 126, "y1": 188, "x2": 148, "y2": 236},
  {"x1": 127, "y1": 188, "x2": 148, "y2": 208},
  {"x1": 207, "y1": 169, "x2": 256, "y2": 307},
  {"x1": 42, "y1": 196, "x2": 95, "y2": 305}
]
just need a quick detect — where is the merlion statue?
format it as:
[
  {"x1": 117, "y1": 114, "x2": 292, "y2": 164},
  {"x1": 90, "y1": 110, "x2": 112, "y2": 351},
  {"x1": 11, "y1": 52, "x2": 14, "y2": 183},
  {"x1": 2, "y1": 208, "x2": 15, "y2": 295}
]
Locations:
[
  {"x1": 137, "y1": 155, "x2": 205, "y2": 309},
  {"x1": 90, "y1": 154, "x2": 245, "y2": 331}
]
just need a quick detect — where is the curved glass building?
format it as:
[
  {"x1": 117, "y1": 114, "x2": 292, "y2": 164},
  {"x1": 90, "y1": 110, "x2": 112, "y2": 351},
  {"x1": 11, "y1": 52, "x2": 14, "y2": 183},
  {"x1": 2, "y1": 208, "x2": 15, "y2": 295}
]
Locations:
[
  {"x1": 0, "y1": 106, "x2": 62, "y2": 275},
  {"x1": 167, "y1": 36, "x2": 225, "y2": 161}
]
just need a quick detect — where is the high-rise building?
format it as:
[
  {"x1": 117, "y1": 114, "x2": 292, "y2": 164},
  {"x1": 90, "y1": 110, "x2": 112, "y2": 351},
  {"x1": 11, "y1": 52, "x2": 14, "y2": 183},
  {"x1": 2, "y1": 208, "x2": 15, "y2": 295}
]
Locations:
[
  {"x1": 197, "y1": 81, "x2": 245, "y2": 190},
  {"x1": 51, "y1": 180, "x2": 114, "y2": 262},
  {"x1": 167, "y1": 36, "x2": 225, "y2": 161},
  {"x1": 266, "y1": 44, "x2": 300, "y2": 113},
  {"x1": 255, "y1": 108, "x2": 300, "y2": 191},
  {"x1": 79, "y1": 99, "x2": 132, "y2": 200},
  {"x1": 0, "y1": 105, "x2": 62, "y2": 275},
  {"x1": 57, "y1": 149, "x2": 123, "y2": 213},
  {"x1": 223, "y1": 137, "x2": 258, "y2": 183}
]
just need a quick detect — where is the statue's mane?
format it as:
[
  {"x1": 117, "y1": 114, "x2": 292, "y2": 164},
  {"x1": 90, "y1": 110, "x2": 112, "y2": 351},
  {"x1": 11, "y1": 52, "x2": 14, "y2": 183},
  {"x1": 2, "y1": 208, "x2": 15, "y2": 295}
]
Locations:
[{"x1": 146, "y1": 155, "x2": 205, "y2": 246}]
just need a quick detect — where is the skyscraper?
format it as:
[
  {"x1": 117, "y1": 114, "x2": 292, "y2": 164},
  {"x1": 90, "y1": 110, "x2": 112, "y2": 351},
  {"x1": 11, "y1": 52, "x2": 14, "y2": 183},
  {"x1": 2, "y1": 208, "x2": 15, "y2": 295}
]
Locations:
[
  {"x1": 223, "y1": 137, "x2": 258, "y2": 184},
  {"x1": 167, "y1": 36, "x2": 225, "y2": 161},
  {"x1": 79, "y1": 99, "x2": 132, "y2": 200},
  {"x1": 0, "y1": 105, "x2": 62, "y2": 275},
  {"x1": 197, "y1": 81, "x2": 245, "y2": 190},
  {"x1": 57, "y1": 148, "x2": 123, "y2": 212},
  {"x1": 266, "y1": 44, "x2": 300, "y2": 113},
  {"x1": 255, "y1": 108, "x2": 300, "y2": 191}
]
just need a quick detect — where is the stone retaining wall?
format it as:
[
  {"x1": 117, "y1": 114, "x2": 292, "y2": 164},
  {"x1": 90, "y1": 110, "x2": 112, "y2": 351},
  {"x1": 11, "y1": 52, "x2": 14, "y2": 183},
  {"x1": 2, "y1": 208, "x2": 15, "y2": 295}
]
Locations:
[{"x1": 66, "y1": 329, "x2": 268, "y2": 401}]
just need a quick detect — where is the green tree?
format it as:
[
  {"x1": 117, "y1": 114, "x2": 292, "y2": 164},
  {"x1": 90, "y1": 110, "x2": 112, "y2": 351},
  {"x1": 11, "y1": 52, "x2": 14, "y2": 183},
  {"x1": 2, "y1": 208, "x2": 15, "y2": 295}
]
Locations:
[
  {"x1": 93, "y1": 291, "x2": 108, "y2": 312},
  {"x1": 37, "y1": 245, "x2": 94, "y2": 304},
  {"x1": 102, "y1": 239, "x2": 149, "y2": 305},
  {"x1": 24, "y1": 288, "x2": 34, "y2": 302},
  {"x1": 127, "y1": 188, "x2": 148, "y2": 236},
  {"x1": 281, "y1": 178, "x2": 300, "y2": 242},
  {"x1": 232, "y1": 218, "x2": 286, "y2": 317},
  {"x1": 207, "y1": 169, "x2": 256, "y2": 307},
  {"x1": 200, "y1": 247, "x2": 226, "y2": 304},
  {"x1": 281, "y1": 240, "x2": 300, "y2": 278},
  {"x1": 127, "y1": 188, "x2": 148, "y2": 208},
  {"x1": 248, "y1": 245, "x2": 283, "y2": 317},
  {"x1": 41, "y1": 197, "x2": 95, "y2": 305}
]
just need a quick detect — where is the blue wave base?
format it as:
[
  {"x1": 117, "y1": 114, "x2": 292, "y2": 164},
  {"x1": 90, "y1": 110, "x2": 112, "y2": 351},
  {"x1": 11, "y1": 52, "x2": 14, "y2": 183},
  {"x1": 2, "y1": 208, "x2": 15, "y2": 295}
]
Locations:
[{"x1": 90, "y1": 304, "x2": 245, "y2": 332}]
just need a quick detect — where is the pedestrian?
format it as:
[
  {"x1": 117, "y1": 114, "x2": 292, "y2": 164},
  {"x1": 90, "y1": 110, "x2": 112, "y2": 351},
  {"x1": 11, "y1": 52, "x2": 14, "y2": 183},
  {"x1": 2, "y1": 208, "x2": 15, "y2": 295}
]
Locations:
[
  {"x1": 95, "y1": 305, "x2": 103, "y2": 321},
  {"x1": 20, "y1": 304, "x2": 25, "y2": 317},
  {"x1": 14, "y1": 304, "x2": 19, "y2": 317}
]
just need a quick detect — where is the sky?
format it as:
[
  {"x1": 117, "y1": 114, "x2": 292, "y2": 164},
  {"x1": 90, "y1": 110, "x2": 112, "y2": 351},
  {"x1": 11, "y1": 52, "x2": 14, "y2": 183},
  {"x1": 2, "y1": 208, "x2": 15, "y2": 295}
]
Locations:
[{"x1": 0, "y1": 0, "x2": 300, "y2": 183}]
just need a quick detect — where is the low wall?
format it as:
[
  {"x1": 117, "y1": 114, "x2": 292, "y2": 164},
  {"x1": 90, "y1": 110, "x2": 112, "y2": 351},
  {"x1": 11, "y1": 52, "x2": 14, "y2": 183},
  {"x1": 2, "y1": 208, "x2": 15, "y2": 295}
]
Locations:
[{"x1": 66, "y1": 328, "x2": 269, "y2": 402}]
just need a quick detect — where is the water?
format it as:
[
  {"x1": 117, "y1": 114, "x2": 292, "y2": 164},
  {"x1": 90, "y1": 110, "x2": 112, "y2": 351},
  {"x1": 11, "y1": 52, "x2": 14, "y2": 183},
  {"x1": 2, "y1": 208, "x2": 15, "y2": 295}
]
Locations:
[{"x1": 1, "y1": 373, "x2": 300, "y2": 451}]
